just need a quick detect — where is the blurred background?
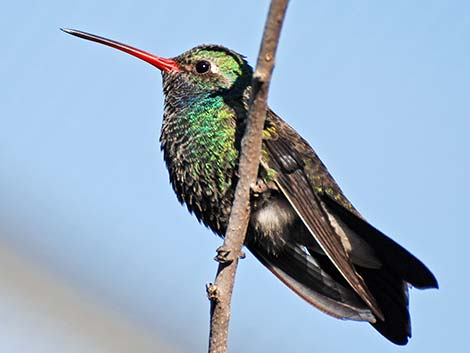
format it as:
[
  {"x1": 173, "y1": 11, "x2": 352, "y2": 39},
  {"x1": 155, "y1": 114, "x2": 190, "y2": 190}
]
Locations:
[{"x1": 1, "y1": 1, "x2": 468, "y2": 352}]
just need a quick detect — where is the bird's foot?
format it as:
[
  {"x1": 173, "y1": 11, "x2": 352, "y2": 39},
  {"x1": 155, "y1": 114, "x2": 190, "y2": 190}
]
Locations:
[
  {"x1": 206, "y1": 283, "x2": 219, "y2": 301},
  {"x1": 250, "y1": 179, "x2": 268, "y2": 197},
  {"x1": 214, "y1": 245, "x2": 245, "y2": 264}
]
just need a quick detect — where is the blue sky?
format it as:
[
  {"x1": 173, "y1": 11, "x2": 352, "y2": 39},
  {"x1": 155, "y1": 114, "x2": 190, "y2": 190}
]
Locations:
[{"x1": 1, "y1": 1, "x2": 468, "y2": 352}]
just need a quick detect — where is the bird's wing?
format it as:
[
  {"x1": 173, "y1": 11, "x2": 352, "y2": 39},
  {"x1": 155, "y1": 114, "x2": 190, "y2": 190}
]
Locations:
[
  {"x1": 319, "y1": 192, "x2": 438, "y2": 289},
  {"x1": 246, "y1": 240, "x2": 376, "y2": 322},
  {"x1": 261, "y1": 110, "x2": 384, "y2": 319}
]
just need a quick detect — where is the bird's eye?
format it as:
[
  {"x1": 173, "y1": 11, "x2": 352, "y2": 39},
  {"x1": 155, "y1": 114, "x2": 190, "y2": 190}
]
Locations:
[{"x1": 195, "y1": 60, "x2": 211, "y2": 74}]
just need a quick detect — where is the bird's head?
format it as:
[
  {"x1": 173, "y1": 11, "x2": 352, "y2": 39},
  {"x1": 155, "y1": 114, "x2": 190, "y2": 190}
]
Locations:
[{"x1": 61, "y1": 29, "x2": 252, "y2": 100}]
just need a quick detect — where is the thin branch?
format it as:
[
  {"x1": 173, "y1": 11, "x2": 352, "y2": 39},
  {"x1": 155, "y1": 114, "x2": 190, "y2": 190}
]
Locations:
[{"x1": 207, "y1": 1, "x2": 290, "y2": 353}]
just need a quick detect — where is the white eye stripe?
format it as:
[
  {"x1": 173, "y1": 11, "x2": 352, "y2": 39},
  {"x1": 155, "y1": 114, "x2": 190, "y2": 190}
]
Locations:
[{"x1": 210, "y1": 63, "x2": 220, "y2": 74}]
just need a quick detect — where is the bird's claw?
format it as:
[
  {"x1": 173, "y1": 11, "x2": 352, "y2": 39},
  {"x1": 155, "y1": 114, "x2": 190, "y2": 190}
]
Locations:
[
  {"x1": 206, "y1": 283, "x2": 219, "y2": 301},
  {"x1": 215, "y1": 245, "x2": 245, "y2": 264},
  {"x1": 250, "y1": 179, "x2": 268, "y2": 197}
]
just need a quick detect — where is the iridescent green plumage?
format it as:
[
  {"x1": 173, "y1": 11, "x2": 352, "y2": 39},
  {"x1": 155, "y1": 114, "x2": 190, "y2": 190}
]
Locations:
[
  {"x1": 160, "y1": 45, "x2": 251, "y2": 233},
  {"x1": 62, "y1": 29, "x2": 438, "y2": 346},
  {"x1": 159, "y1": 44, "x2": 437, "y2": 345}
]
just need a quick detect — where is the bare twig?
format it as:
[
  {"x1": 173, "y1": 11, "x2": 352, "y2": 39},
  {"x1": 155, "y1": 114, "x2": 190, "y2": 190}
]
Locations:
[{"x1": 207, "y1": 1, "x2": 290, "y2": 352}]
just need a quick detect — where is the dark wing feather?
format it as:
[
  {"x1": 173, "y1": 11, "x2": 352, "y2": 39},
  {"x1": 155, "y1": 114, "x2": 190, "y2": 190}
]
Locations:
[
  {"x1": 320, "y1": 193, "x2": 438, "y2": 289},
  {"x1": 314, "y1": 252, "x2": 412, "y2": 345},
  {"x1": 262, "y1": 111, "x2": 384, "y2": 320},
  {"x1": 246, "y1": 241, "x2": 376, "y2": 322}
]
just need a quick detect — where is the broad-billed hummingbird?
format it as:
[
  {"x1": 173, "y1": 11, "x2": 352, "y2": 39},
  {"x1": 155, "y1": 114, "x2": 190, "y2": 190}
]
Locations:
[{"x1": 62, "y1": 28, "x2": 438, "y2": 345}]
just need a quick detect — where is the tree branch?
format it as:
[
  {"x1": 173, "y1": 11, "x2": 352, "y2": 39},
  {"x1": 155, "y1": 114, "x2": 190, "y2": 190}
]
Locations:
[{"x1": 207, "y1": 1, "x2": 290, "y2": 352}]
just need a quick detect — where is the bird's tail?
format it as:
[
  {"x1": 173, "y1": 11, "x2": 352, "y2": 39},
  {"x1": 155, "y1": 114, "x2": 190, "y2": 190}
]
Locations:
[
  {"x1": 318, "y1": 194, "x2": 438, "y2": 344},
  {"x1": 246, "y1": 194, "x2": 438, "y2": 345}
]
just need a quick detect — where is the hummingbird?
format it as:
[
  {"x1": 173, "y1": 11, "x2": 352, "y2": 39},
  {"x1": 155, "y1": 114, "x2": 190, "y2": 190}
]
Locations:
[{"x1": 62, "y1": 28, "x2": 438, "y2": 345}]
